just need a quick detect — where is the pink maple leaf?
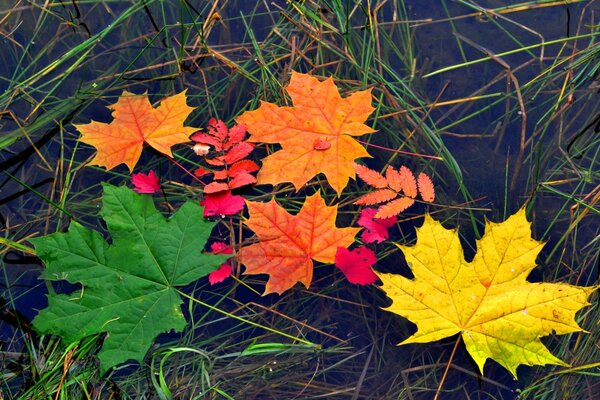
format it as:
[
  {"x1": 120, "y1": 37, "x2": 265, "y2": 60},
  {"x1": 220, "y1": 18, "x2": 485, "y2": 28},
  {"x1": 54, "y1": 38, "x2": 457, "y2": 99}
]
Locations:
[
  {"x1": 357, "y1": 208, "x2": 397, "y2": 244},
  {"x1": 334, "y1": 246, "x2": 378, "y2": 285},
  {"x1": 208, "y1": 242, "x2": 233, "y2": 285},
  {"x1": 200, "y1": 190, "x2": 245, "y2": 217},
  {"x1": 131, "y1": 170, "x2": 160, "y2": 194}
]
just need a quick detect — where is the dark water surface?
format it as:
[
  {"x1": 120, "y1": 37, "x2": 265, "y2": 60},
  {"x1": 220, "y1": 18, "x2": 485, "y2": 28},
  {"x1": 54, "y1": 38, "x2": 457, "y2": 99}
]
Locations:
[{"x1": 1, "y1": 1, "x2": 598, "y2": 398}]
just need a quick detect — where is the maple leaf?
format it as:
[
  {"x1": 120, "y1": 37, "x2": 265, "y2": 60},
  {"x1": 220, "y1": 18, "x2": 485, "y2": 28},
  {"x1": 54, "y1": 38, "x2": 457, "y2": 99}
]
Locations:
[
  {"x1": 236, "y1": 71, "x2": 376, "y2": 196},
  {"x1": 31, "y1": 184, "x2": 227, "y2": 372},
  {"x1": 131, "y1": 170, "x2": 161, "y2": 194},
  {"x1": 354, "y1": 163, "x2": 435, "y2": 218},
  {"x1": 335, "y1": 246, "x2": 378, "y2": 285},
  {"x1": 239, "y1": 193, "x2": 360, "y2": 295},
  {"x1": 75, "y1": 91, "x2": 198, "y2": 171},
  {"x1": 376, "y1": 209, "x2": 598, "y2": 377}
]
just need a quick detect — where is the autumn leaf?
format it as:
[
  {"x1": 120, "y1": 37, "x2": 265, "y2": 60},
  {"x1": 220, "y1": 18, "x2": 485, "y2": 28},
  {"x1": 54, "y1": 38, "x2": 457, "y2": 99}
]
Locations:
[
  {"x1": 200, "y1": 190, "x2": 246, "y2": 217},
  {"x1": 192, "y1": 119, "x2": 258, "y2": 193},
  {"x1": 335, "y1": 246, "x2": 378, "y2": 285},
  {"x1": 236, "y1": 71, "x2": 376, "y2": 196},
  {"x1": 376, "y1": 209, "x2": 598, "y2": 377},
  {"x1": 239, "y1": 193, "x2": 360, "y2": 295},
  {"x1": 76, "y1": 91, "x2": 198, "y2": 171},
  {"x1": 131, "y1": 170, "x2": 160, "y2": 194},
  {"x1": 354, "y1": 163, "x2": 435, "y2": 218},
  {"x1": 357, "y1": 208, "x2": 397, "y2": 244}
]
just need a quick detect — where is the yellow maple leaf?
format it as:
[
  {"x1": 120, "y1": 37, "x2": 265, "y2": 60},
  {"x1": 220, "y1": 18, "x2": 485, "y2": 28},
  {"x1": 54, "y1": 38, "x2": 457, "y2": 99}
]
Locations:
[
  {"x1": 377, "y1": 208, "x2": 598, "y2": 377},
  {"x1": 75, "y1": 90, "x2": 198, "y2": 171},
  {"x1": 236, "y1": 71, "x2": 376, "y2": 196}
]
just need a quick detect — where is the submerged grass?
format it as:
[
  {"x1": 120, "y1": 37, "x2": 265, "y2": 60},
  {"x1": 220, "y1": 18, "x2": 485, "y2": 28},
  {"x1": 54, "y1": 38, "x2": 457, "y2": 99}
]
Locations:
[{"x1": 1, "y1": 0, "x2": 598, "y2": 398}]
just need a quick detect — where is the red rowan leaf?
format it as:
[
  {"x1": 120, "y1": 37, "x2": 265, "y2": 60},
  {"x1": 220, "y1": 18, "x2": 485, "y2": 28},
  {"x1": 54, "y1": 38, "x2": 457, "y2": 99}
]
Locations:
[
  {"x1": 335, "y1": 246, "x2": 378, "y2": 285},
  {"x1": 194, "y1": 167, "x2": 211, "y2": 177},
  {"x1": 417, "y1": 172, "x2": 436, "y2": 202},
  {"x1": 213, "y1": 169, "x2": 229, "y2": 180},
  {"x1": 228, "y1": 172, "x2": 256, "y2": 190},
  {"x1": 375, "y1": 197, "x2": 415, "y2": 219},
  {"x1": 388, "y1": 166, "x2": 417, "y2": 198},
  {"x1": 228, "y1": 160, "x2": 260, "y2": 177},
  {"x1": 354, "y1": 163, "x2": 387, "y2": 189},
  {"x1": 226, "y1": 123, "x2": 247, "y2": 147},
  {"x1": 223, "y1": 142, "x2": 254, "y2": 165},
  {"x1": 203, "y1": 182, "x2": 230, "y2": 194},
  {"x1": 354, "y1": 189, "x2": 398, "y2": 206},
  {"x1": 190, "y1": 132, "x2": 221, "y2": 148}
]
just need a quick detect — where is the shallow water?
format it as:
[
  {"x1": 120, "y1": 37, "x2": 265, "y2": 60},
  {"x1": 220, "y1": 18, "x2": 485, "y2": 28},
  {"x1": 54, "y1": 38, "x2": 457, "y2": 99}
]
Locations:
[{"x1": 1, "y1": 1, "x2": 598, "y2": 398}]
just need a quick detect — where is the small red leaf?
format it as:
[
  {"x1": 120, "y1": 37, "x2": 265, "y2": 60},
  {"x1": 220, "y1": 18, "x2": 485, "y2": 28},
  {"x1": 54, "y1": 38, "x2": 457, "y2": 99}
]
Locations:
[
  {"x1": 358, "y1": 208, "x2": 397, "y2": 244},
  {"x1": 131, "y1": 170, "x2": 160, "y2": 194},
  {"x1": 203, "y1": 182, "x2": 230, "y2": 194},
  {"x1": 223, "y1": 142, "x2": 254, "y2": 164},
  {"x1": 417, "y1": 172, "x2": 435, "y2": 202},
  {"x1": 208, "y1": 262, "x2": 233, "y2": 285},
  {"x1": 313, "y1": 138, "x2": 331, "y2": 150},
  {"x1": 212, "y1": 169, "x2": 229, "y2": 181},
  {"x1": 200, "y1": 190, "x2": 245, "y2": 217},
  {"x1": 228, "y1": 160, "x2": 260, "y2": 177},
  {"x1": 335, "y1": 246, "x2": 378, "y2": 285},
  {"x1": 210, "y1": 242, "x2": 233, "y2": 255},
  {"x1": 228, "y1": 172, "x2": 256, "y2": 190},
  {"x1": 194, "y1": 167, "x2": 211, "y2": 177}
]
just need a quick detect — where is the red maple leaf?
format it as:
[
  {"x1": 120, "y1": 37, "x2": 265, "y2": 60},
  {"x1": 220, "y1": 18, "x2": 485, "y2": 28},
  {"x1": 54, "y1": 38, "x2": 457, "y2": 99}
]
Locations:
[{"x1": 335, "y1": 246, "x2": 378, "y2": 285}]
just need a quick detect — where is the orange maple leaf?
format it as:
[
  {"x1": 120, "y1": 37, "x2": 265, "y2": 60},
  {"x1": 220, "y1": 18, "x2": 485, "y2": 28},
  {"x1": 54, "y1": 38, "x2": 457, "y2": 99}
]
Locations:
[
  {"x1": 236, "y1": 71, "x2": 376, "y2": 196},
  {"x1": 75, "y1": 91, "x2": 198, "y2": 171},
  {"x1": 239, "y1": 193, "x2": 360, "y2": 295}
]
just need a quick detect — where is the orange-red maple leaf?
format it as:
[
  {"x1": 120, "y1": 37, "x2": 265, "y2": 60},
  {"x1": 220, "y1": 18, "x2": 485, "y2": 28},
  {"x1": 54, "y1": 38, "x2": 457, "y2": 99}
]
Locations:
[
  {"x1": 239, "y1": 193, "x2": 360, "y2": 295},
  {"x1": 75, "y1": 91, "x2": 198, "y2": 171},
  {"x1": 236, "y1": 71, "x2": 376, "y2": 196}
]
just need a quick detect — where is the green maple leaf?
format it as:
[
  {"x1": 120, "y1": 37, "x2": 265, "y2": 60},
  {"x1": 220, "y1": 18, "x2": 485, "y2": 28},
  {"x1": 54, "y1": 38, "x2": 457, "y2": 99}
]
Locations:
[{"x1": 31, "y1": 184, "x2": 228, "y2": 372}]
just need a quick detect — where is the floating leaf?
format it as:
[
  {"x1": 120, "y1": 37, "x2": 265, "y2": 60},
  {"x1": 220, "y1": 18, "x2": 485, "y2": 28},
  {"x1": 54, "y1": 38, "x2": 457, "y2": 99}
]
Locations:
[
  {"x1": 76, "y1": 91, "x2": 197, "y2": 171},
  {"x1": 31, "y1": 184, "x2": 227, "y2": 372},
  {"x1": 239, "y1": 193, "x2": 360, "y2": 295},
  {"x1": 358, "y1": 208, "x2": 397, "y2": 244},
  {"x1": 131, "y1": 170, "x2": 160, "y2": 194},
  {"x1": 237, "y1": 71, "x2": 376, "y2": 195},
  {"x1": 335, "y1": 246, "x2": 378, "y2": 285},
  {"x1": 417, "y1": 172, "x2": 435, "y2": 202},
  {"x1": 200, "y1": 190, "x2": 245, "y2": 217},
  {"x1": 377, "y1": 209, "x2": 598, "y2": 377}
]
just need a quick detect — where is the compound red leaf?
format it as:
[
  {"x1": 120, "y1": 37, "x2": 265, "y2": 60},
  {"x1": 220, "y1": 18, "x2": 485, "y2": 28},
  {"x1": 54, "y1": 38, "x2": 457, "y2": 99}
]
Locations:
[{"x1": 223, "y1": 142, "x2": 254, "y2": 165}]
